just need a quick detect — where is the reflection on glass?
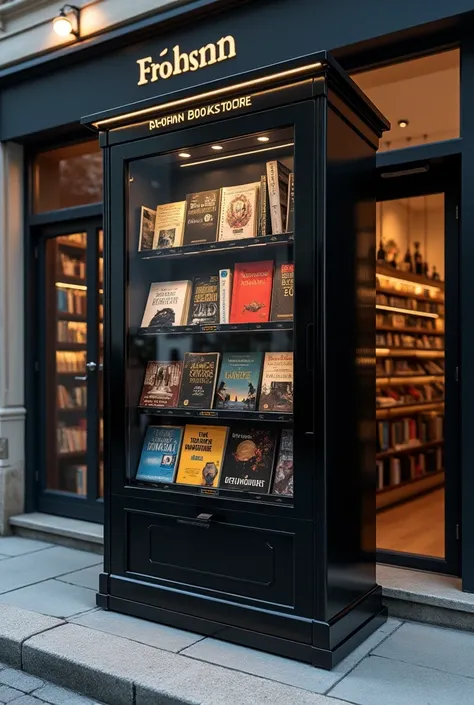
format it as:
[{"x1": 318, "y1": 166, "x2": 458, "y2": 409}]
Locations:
[
  {"x1": 127, "y1": 129, "x2": 295, "y2": 503},
  {"x1": 47, "y1": 233, "x2": 88, "y2": 494},
  {"x1": 34, "y1": 140, "x2": 102, "y2": 212},
  {"x1": 353, "y1": 50, "x2": 459, "y2": 151},
  {"x1": 375, "y1": 194, "x2": 445, "y2": 558},
  {"x1": 98, "y1": 229, "x2": 104, "y2": 498}
]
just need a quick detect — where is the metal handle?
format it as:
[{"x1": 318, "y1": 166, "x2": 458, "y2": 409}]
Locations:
[
  {"x1": 177, "y1": 513, "x2": 214, "y2": 529},
  {"x1": 86, "y1": 361, "x2": 97, "y2": 371},
  {"x1": 74, "y1": 375, "x2": 87, "y2": 381}
]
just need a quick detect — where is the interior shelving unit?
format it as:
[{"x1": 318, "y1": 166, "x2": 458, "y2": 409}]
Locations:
[{"x1": 376, "y1": 263, "x2": 445, "y2": 510}]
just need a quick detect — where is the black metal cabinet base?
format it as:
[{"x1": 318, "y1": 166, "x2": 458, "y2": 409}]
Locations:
[
  {"x1": 83, "y1": 51, "x2": 389, "y2": 671},
  {"x1": 97, "y1": 574, "x2": 385, "y2": 669}
]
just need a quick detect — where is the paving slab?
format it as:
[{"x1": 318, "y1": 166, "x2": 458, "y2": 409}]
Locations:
[
  {"x1": 32, "y1": 683, "x2": 103, "y2": 705},
  {"x1": 55, "y1": 565, "x2": 101, "y2": 591},
  {"x1": 0, "y1": 669, "x2": 43, "y2": 693},
  {"x1": 0, "y1": 684, "x2": 25, "y2": 702},
  {"x1": 0, "y1": 580, "x2": 96, "y2": 619},
  {"x1": 0, "y1": 547, "x2": 101, "y2": 595},
  {"x1": 374, "y1": 621, "x2": 474, "y2": 678},
  {"x1": 0, "y1": 538, "x2": 52, "y2": 557},
  {"x1": 8, "y1": 697, "x2": 45, "y2": 705},
  {"x1": 70, "y1": 608, "x2": 204, "y2": 653},
  {"x1": 330, "y1": 653, "x2": 474, "y2": 705},
  {"x1": 135, "y1": 656, "x2": 349, "y2": 705},
  {"x1": 0, "y1": 605, "x2": 63, "y2": 668}
]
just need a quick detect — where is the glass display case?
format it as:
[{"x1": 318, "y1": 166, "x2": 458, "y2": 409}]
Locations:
[{"x1": 85, "y1": 52, "x2": 389, "y2": 669}]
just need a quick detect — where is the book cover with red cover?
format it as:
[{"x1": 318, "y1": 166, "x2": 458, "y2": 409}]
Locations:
[{"x1": 230, "y1": 261, "x2": 273, "y2": 324}]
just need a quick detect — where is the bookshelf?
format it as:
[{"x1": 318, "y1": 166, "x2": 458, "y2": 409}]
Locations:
[{"x1": 376, "y1": 264, "x2": 445, "y2": 509}]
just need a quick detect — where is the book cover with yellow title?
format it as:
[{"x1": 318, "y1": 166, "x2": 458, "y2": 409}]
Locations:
[{"x1": 175, "y1": 424, "x2": 229, "y2": 487}]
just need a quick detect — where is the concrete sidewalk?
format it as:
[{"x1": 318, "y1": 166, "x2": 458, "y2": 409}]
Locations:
[{"x1": 0, "y1": 536, "x2": 473, "y2": 705}]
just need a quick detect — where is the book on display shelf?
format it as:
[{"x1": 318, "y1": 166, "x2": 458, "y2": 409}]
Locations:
[
  {"x1": 219, "y1": 269, "x2": 233, "y2": 324},
  {"x1": 138, "y1": 206, "x2": 156, "y2": 251},
  {"x1": 153, "y1": 201, "x2": 186, "y2": 249},
  {"x1": 187, "y1": 274, "x2": 220, "y2": 325},
  {"x1": 258, "y1": 352, "x2": 293, "y2": 412},
  {"x1": 182, "y1": 189, "x2": 221, "y2": 245},
  {"x1": 178, "y1": 352, "x2": 220, "y2": 409},
  {"x1": 139, "y1": 361, "x2": 183, "y2": 408},
  {"x1": 218, "y1": 182, "x2": 260, "y2": 241},
  {"x1": 140, "y1": 280, "x2": 192, "y2": 328},
  {"x1": 286, "y1": 173, "x2": 295, "y2": 232},
  {"x1": 230, "y1": 261, "x2": 273, "y2": 324},
  {"x1": 272, "y1": 429, "x2": 293, "y2": 496},
  {"x1": 266, "y1": 160, "x2": 292, "y2": 235},
  {"x1": 219, "y1": 426, "x2": 278, "y2": 493},
  {"x1": 175, "y1": 424, "x2": 229, "y2": 487},
  {"x1": 214, "y1": 352, "x2": 263, "y2": 411},
  {"x1": 270, "y1": 262, "x2": 294, "y2": 321},
  {"x1": 136, "y1": 426, "x2": 184, "y2": 483}
]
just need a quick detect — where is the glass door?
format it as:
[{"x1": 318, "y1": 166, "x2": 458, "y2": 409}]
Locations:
[
  {"x1": 109, "y1": 105, "x2": 316, "y2": 519},
  {"x1": 36, "y1": 219, "x2": 104, "y2": 521}
]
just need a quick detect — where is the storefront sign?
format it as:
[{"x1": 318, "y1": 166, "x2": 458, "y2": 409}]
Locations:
[
  {"x1": 148, "y1": 95, "x2": 252, "y2": 131},
  {"x1": 137, "y1": 36, "x2": 237, "y2": 86}
]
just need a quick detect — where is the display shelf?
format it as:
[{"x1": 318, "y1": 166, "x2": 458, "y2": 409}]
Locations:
[
  {"x1": 137, "y1": 320, "x2": 293, "y2": 336},
  {"x1": 57, "y1": 312, "x2": 87, "y2": 322},
  {"x1": 56, "y1": 276, "x2": 86, "y2": 287},
  {"x1": 57, "y1": 238, "x2": 86, "y2": 251},
  {"x1": 58, "y1": 450, "x2": 87, "y2": 459},
  {"x1": 130, "y1": 478, "x2": 293, "y2": 505},
  {"x1": 376, "y1": 304, "x2": 439, "y2": 319},
  {"x1": 376, "y1": 439, "x2": 444, "y2": 460},
  {"x1": 376, "y1": 348, "x2": 445, "y2": 358},
  {"x1": 376, "y1": 263, "x2": 445, "y2": 291},
  {"x1": 139, "y1": 232, "x2": 293, "y2": 261},
  {"x1": 139, "y1": 407, "x2": 293, "y2": 423},
  {"x1": 58, "y1": 407, "x2": 87, "y2": 413},
  {"x1": 376, "y1": 469, "x2": 445, "y2": 510},
  {"x1": 376, "y1": 374, "x2": 444, "y2": 386},
  {"x1": 376, "y1": 401, "x2": 444, "y2": 419},
  {"x1": 377, "y1": 286, "x2": 444, "y2": 304},
  {"x1": 377, "y1": 325, "x2": 444, "y2": 335}
]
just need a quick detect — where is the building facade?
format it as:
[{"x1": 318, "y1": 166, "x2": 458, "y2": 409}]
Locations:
[{"x1": 0, "y1": 0, "x2": 473, "y2": 590}]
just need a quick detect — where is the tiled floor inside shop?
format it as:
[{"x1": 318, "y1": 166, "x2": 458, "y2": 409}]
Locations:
[{"x1": 1, "y1": 535, "x2": 474, "y2": 704}]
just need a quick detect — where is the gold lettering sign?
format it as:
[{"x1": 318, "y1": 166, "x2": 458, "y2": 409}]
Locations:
[
  {"x1": 137, "y1": 36, "x2": 237, "y2": 86},
  {"x1": 149, "y1": 95, "x2": 252, "y2": 131}
]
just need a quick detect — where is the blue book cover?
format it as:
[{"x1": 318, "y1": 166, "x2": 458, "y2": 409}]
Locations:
[
  {"x1": 136, "y1": 425, "x2": 183, "y2": 483},
  {"x1": 214, "y1": 352, "x2": 263, "y2": 411}
]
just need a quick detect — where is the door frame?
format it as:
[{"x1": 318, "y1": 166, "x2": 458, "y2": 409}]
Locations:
[
  {"x1": 25, "y1": 206, "x2": 104, "y2": 523},
  {"x1": 375, "y1": 154, "x2": 461, "y2": 575}
]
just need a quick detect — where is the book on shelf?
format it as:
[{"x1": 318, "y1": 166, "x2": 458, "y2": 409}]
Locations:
[
  {"x1": 140, "y1": 280, "x2": 192, "y2": 328},
  {"x1": 56, "y1": 350, "x2": 86, "y2": 373},
  {"x1": 182, "y1": 189, "x2": 221, "y2": 245},
  {"x1": 270, "y1": 262, "x2": 294, "y2": 321},
  {"x1": 258, "y1": 352, "x2": 293, "y2": 412},
  {"x1": 178, "y1": 352, "x2": 220, "y2": 409},
  {"x1": 229, "y1": 261, "x2": 273, "y2": 324},
  {"x1": 218, "y1": 269, "x2": 233, "y2": 324},
  {"x1": 57, "y1": 289, "x2": 86, "y2": 316},
  {"x1": 258, "y1": 174, "x2": 270, "y2": 236},
  {"x1": 218, "y1": 182, "x2": 260, "y2": 241},
  {"x1": 272, "y1": 429, "x2": 293, "y2": 496},
  {"x1": 139, "y1": 361, "x2": 183, "y2": 408},
  {"x1": 153, "y1": 201, "x2": 186, "y2": 249},
  {"x1": 138, "y1": 206, "x2": 156, "y2": 251},
  {"x1": 136, "y1": 426, "x2": 183, "y2": 483},
  {"x1": 175, "y1": 424, "x2": 229, "y2": 487},
  {"x1": 59, "y1": 252, "x2": 85, "y2": 278},
  {"x1": 266, "y1": 160, "x2": 291, "y2": 234},
  {"x1": 187, "y1": 274, "x2": 219, "y2": 325},
  {"x1": 57, "y1": 422, "x2": 86, "y2": 453},
  {"x1": 214, "y1": 352, "x2": 263, "y2": 411},
  {"x1": 57, "y1": 384, "x2": 87, "y2": 409},
  {"x1": 219, "y1": 426, "x2": 277, "y2": 493},
  {"x1": 286, "y1": 172, "x2": 294, "y2": 232}
]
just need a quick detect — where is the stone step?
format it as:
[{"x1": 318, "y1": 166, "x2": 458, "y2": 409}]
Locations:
[{"x1": 9, "y1": 513, "x2": 103, "y2": 554}]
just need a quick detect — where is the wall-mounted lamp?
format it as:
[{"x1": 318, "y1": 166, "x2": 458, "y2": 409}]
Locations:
[
  {"x1": 398, "y1": 119, "x2": 409, "y2": 129},
  {"x1": 53, "y1": 4, "x2": 80, "y2": 38}
]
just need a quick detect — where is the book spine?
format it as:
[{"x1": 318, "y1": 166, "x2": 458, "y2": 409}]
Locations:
[
  {"x1": 266, "y1": 161, "x2": 283, "y2": 234},
  {"x1": 219, "y1": 269, "x2": 233, "y2": 324},
  {"x1": 286, "y1": 173, "x2": 294, "y2": 232},
  {"x1": 259, "y1": 175, "x2": 268, "y2": 236}
]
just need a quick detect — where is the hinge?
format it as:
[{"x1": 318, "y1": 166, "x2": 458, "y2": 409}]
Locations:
[
  {"x1": 456, "y1": 523, "x2": 461, "y2": 540},
  {"x1": 455, "y1": 366, "x2": 459, "y2": 382},
  {"x1": 456, "y1": 205, "x2": 459, "y2": 220}
]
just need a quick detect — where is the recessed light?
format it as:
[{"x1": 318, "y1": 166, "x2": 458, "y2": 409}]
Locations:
[
  {"x1": 211, "y1": 145, "x2": 223, "y2": 151},
  {"x1": 398, "y1": 119, "x2": 409, "y2": 129},
  {"x1": 258, "y1": 136, "x2": 270, "y2": 142},
  {"x1": 178, "y1": 152, "x2": 191, "y2": 158}
]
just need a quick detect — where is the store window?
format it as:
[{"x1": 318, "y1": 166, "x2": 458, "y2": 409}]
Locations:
[
  {"x1": 353, "y1": 50, "x2": 459, "y2": 151},
  {"x1": 33, "y1": 140, "x2": 103, "y2": 212}
]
